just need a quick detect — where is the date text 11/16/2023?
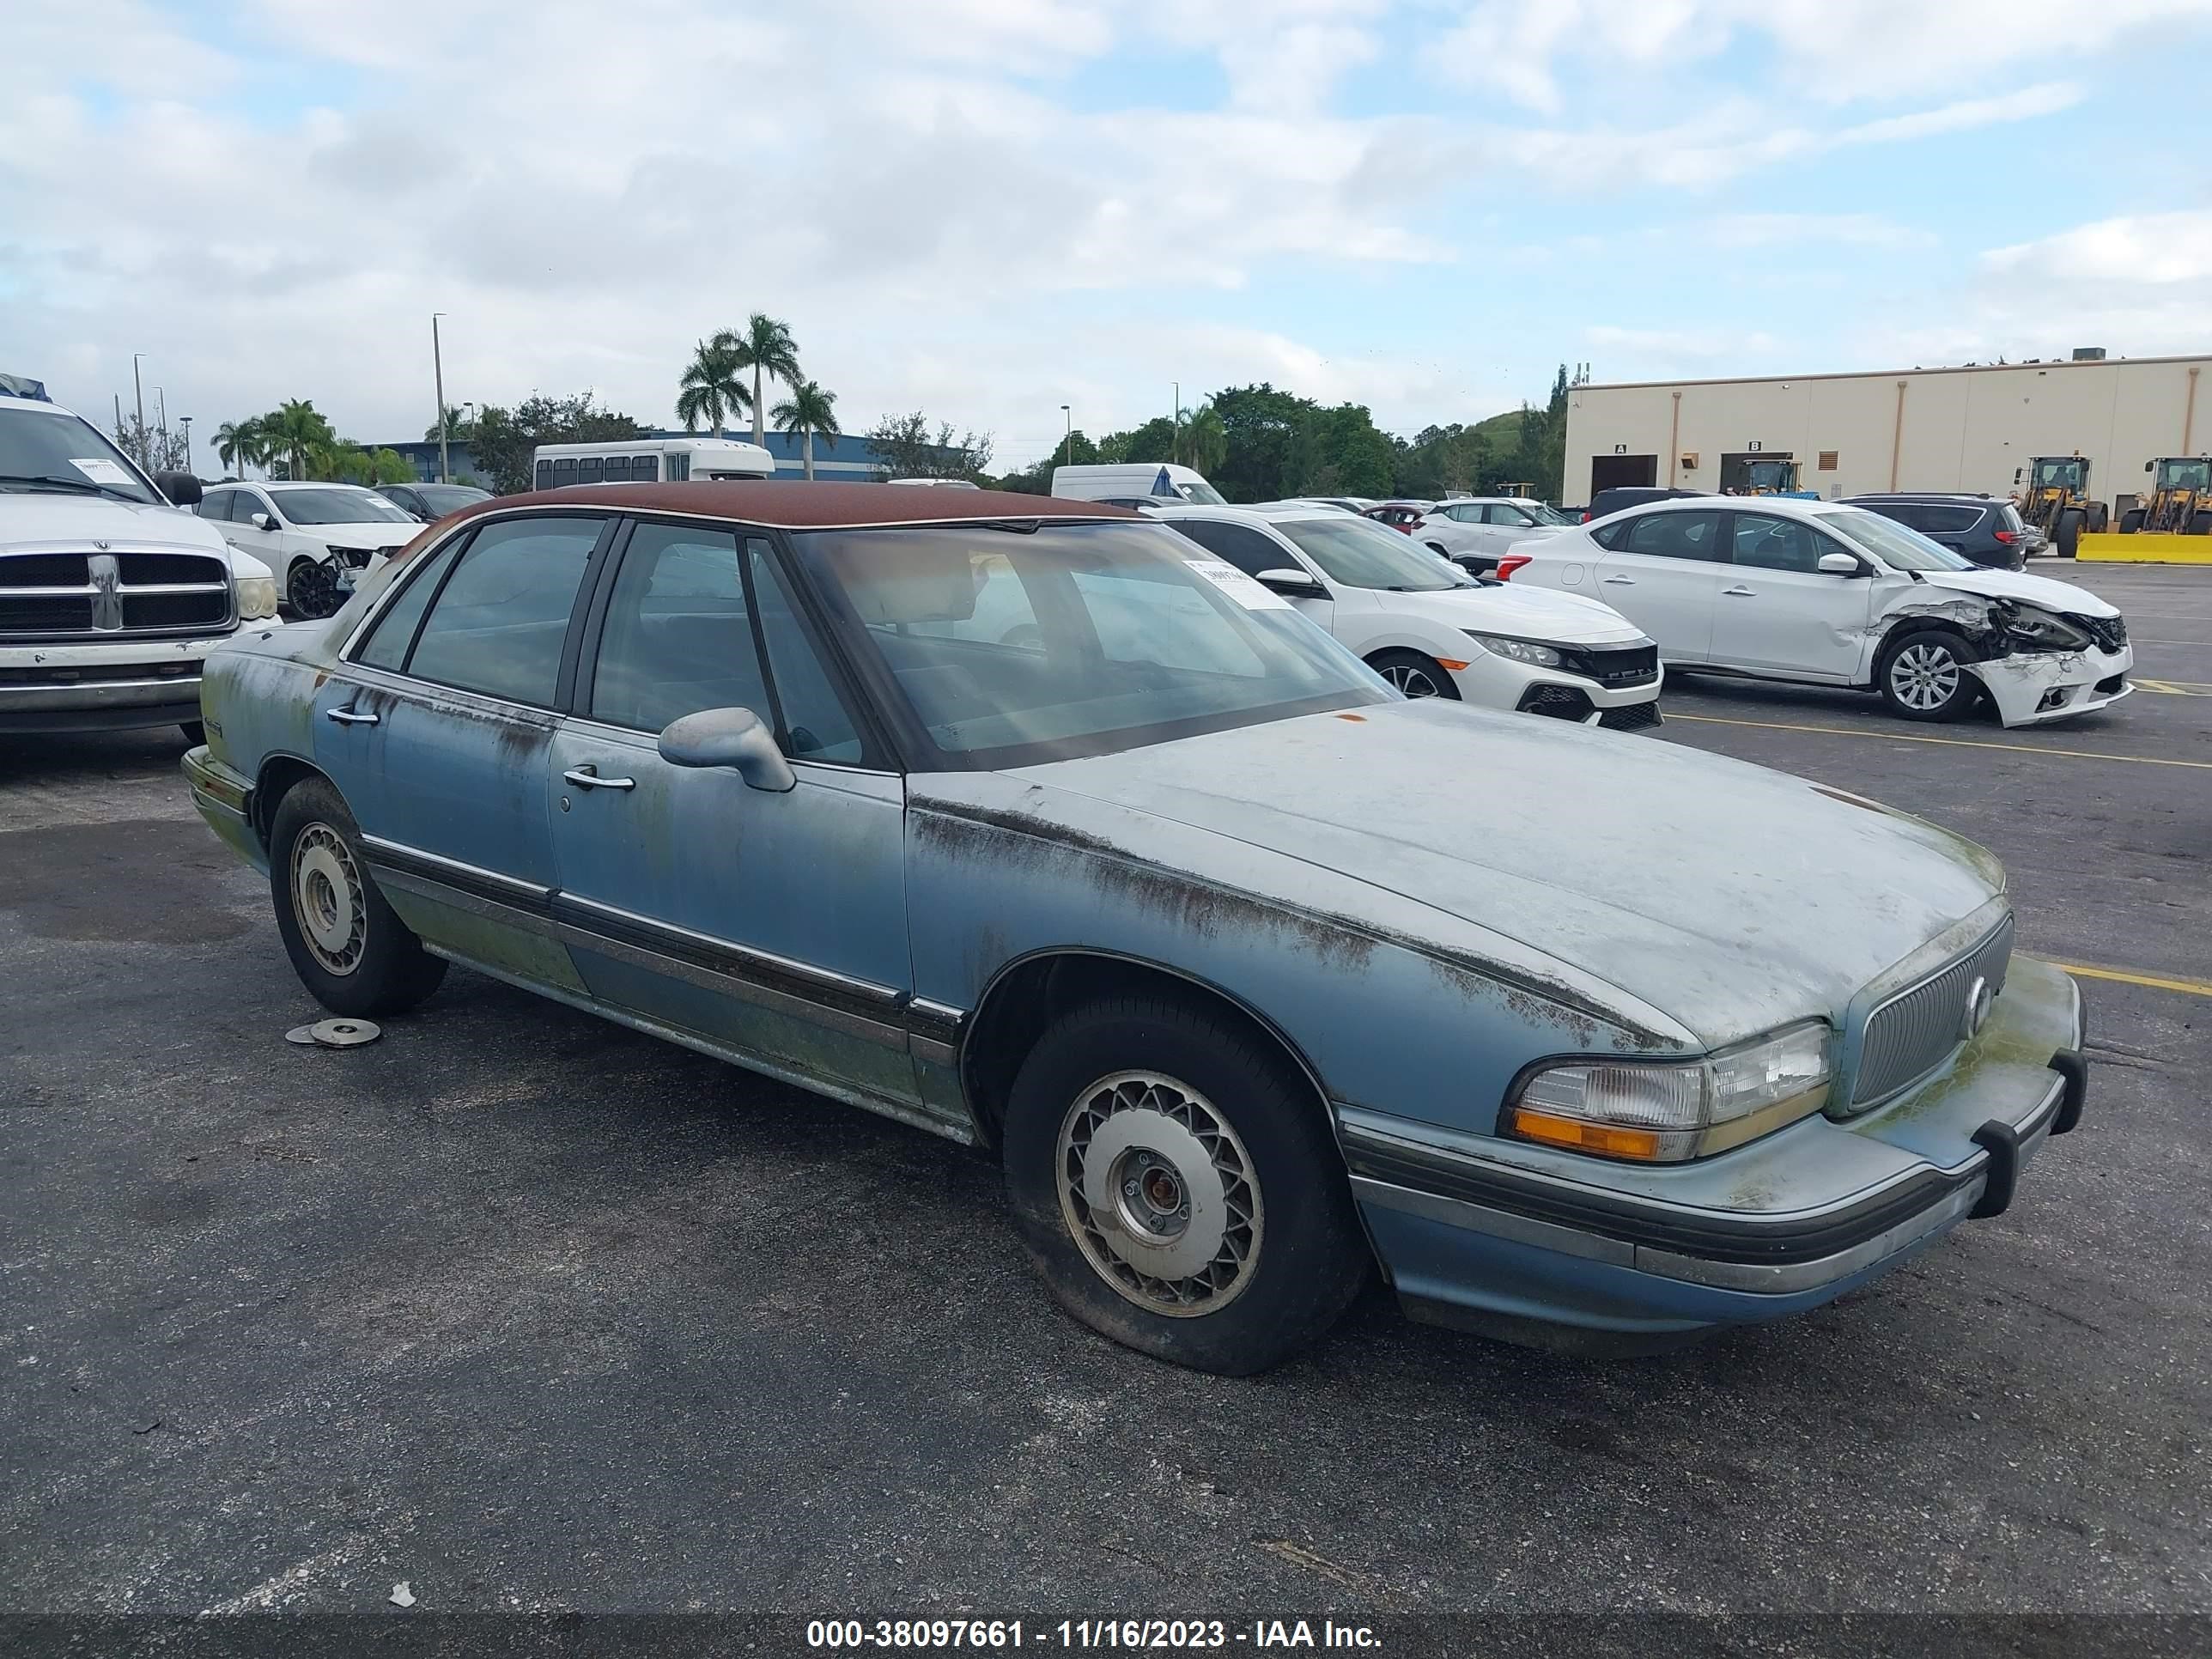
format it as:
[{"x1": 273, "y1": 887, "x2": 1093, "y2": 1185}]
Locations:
[{"x1": 805, "y1": 1619, "x2": 1382, "y2": 1649}]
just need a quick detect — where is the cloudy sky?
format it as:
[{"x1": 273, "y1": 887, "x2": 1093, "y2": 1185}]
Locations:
[{"x1": 8, "y1": 0, "x2": 2211, "y2": 471}]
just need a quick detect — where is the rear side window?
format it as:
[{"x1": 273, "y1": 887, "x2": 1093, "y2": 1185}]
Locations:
[
  {"x1": 1167, "y1": 518, "x2": 1293, "y2": 578},
  {"x1": 1918, "y1": 506, "x2": 1978, "y2": 533},
  {"x1": 406, "y1": 516, "x2": 604, "y2": 704},
  {"x1": 1619, "y1": 510, "x2": 1724, "y2": 561}
]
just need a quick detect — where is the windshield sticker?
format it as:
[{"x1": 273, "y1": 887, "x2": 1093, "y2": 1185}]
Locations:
[
  {"x1": 1185, "y1": 558, "x2": 1292, "y2": 611},
  {"x1": 68, "y1": 458, "x2": 136, "y2": 486}
]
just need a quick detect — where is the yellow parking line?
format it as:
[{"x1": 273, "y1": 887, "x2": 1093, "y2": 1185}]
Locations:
[
  {"x1": 1667, "y1": 712, "x2": 2212, "y2": 769},
  {"x1": 2133, "y1": 678, "x2": 2212, "y2": 696},
  {"x1": 2032, "y1": 958, "x2": 2212, "y2": 1000}
]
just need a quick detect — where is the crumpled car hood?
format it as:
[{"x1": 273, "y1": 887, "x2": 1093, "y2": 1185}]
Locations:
[
  {"x1": 995, "y1": 700, "x2": 2002, "y2": 1045},
  {"x1": 1911, "y1": 566, "x2": 2120, "y2": 617}
]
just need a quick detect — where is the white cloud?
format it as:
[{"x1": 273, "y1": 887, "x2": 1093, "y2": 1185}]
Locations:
[{"x1": 1984, "y1": 210, "x2": 2212, "y2": 286}]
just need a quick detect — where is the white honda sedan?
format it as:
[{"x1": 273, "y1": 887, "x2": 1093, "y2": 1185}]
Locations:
[
  {"x1": 1148, "y1": 503, "x2": 1664, "y2": 729},
  {"x1": 1504, "y1": 495, "x2": 2132, "y2": 726}
]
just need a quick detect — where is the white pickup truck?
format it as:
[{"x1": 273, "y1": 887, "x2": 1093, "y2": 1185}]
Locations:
[{"x1": 1, "y1": 380, "x2": 278, "y2": 742}]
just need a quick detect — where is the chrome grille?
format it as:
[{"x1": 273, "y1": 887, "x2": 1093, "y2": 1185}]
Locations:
[
  {"x1": 1850, "y1": 915, "x2": 2014, "y2": 1109},
  {"x1": 0, "y1": 548, "x2": 234, "y2": 641}
]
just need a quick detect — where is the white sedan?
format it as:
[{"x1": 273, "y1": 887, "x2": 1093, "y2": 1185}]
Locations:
[
  {"x1": 1409, "y1": 496, "x2": 1577, "y2": 573},
  {"x1": 198, "y1": 481, "x2": 423, "y2": 619},
  {"x1": 1502, "y1": 495, "x2": 2132, "y2": 726},
  {"x1": 1147, "y1": 503, "x2": 1663, "y2": 728}
]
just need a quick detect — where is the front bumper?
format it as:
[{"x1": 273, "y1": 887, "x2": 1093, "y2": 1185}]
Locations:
[
  {"x1": 183, "y1": 745, "x2": 264, "y2": 868},
  {"x1": 1970, "y1": 644, "x2": 2133, "y2": 726},
  {"x1": 1453, "y1": 653, "x2": 1664, "y2": 730},
  {"x1": 0, "y1": 635, "x2": 234, "y2": 733},
  {"x1": 1342, "y1": 957, "x2": 2086, "y2": 1349}
]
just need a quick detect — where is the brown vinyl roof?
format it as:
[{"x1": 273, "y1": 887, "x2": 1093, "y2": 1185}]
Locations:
[{"x1": 455, "y1": 480, "x2": 1140, "y2": 531}]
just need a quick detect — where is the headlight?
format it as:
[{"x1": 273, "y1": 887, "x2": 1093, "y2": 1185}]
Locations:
[
  {"x1": 1996, "y1": 602, "x2": 2091, "y2": 652},
  {"x1": 1466, "y1": 632, "x2": 1564, "y2": 667},
  {"x1": 234, "y1": 573, "x2": 279, "y2": 620},
  {"x1": 1505, "y1": 1021, "x2": 1831, "y2": 1162}
]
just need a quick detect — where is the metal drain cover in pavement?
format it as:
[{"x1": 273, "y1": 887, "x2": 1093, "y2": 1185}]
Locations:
[{"x1": 285, "y1": 1019, "x2": 382, "y2": 1048}]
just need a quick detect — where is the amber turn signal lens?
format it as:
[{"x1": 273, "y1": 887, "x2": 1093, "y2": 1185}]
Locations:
[
  {"x1": 1434, "y1": 659, "x2": 1471, "y2": 672},
  {"x1": 1508, "y1": 1108, "x2": 1663, "y2": 1161}
]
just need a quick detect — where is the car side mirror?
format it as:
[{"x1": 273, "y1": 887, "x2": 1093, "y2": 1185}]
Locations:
[
  {"x1": 1255, "y1": 568, "x2": 1327, "y2": 599},
  {"x1": 1817, "y1": 551, "x2": 1863, "y2": 576},
  {"x1": 249, "y1": 512, "x2": 275, "y2": 531},
  {"x1": 658, "y1": 706, "x2": 796, "y2": 793},
  {"x1": 155, "y1": 471, "x2": 202, "y2": 506}
]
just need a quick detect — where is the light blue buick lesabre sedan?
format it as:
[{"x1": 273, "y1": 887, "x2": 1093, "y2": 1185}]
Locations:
[{"x1": 184, "y1": 482, "x2": 2087, "y2": 1373}]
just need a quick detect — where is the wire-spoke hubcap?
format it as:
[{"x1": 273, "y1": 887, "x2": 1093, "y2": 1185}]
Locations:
[
  {"x1": 1382, "y1": 662, "x2": 1442, "y2": 698},
  {"x1": 1056, "y1": 1071, "x2": 1263, "y2": 1317},
  {"x1": 291, "y1": 822, "x2": 367, "y2": 975},
  {"x1": 1891, "y1": 643, "x2": 1961, "y2": 710}
]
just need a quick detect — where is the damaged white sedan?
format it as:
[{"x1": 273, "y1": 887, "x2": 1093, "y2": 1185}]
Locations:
[{"x1": 1505, "y1": 495, "x2": 2130, "y2": 726}]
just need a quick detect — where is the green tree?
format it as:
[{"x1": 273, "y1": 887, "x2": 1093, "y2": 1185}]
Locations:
[
  {"x1": 1179, "y1": 400, "x2": 1228, "y2": 477},
  {"x1": 770, "y1": 380, "x2": 841, "y2": 480},
  {"x1": 1095, "y1": 416, "x2": 1176, "y2": 465},
  {"x1": 213, "y1": 417, "x2": 264, "y2": 478},
  {"x1": 726, "y1": 314, "x2": 802, "y2": 450},
  {"x1": 424, "y1": 405, "x2": 477, "y2": 447},
  {"x1": 1292, "y1": 404, "x2": 1395, "y2": 498},
  {"x1": 331, "y1": 446, "x2": 417, "y2": 486},
  {"x1": 865, "y1": 411, "x2": 994, "y2": 482},
  {"x1": 261, "y1": 399, "x2": 337, "y2": 480},
  {"x1": 677, "y1": 337, "x2": 749, "y2": 438},
  {"x1": 469, "y1": 392, "x2": 647, "y2": 495}
]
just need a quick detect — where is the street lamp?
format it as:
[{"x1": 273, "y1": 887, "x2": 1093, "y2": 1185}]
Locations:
[
  {"x1": 432, "y1": 313, "x2": 451, "y2": 484},
  {"x1": 1060, "y1": 404, "x2": 1073, "y2": 468}
]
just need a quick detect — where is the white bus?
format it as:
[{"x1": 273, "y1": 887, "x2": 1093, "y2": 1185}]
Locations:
[{"x1": 531, "y1": 436, "x2": 775, "y2": 491}]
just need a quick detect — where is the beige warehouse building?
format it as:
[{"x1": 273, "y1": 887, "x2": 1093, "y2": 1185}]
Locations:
[{"x1": 1561, "y1": 351, "x2": 2209, "y2": 514}]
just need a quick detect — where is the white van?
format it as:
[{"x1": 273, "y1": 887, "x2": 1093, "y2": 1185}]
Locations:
[
  {"x1": 531, "y1": 436, "x2": 775, "y2": 490},
  {"x1": 1051, "y1": 463, "x2": 1225, "y2": 506}
]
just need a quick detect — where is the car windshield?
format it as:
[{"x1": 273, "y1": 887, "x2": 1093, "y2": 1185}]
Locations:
[
  {"x1": 1816, "y1": 508, "x2": 1976, "y2": 572},
  {"x1": 0, "y1": 407, "x2": 160, "y2": 504},
  {"x1": 413, "y1": 484, "x2": 490, "y2": 514},
  {"x1": 1276, "y1": 516, "x2": 1469, "y2": 591},
  {"x1": 794, "y1": 520, "x2": 1390, "y2": 769},
  {"x1": 274, "y1": 488, "x2": 418, "y2": 526}
]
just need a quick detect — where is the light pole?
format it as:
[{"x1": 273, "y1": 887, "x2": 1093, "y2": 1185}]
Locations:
[
  {"x1": 432, "y1": 313, "x2": 450, "y2": 484},
  {"x1": 131, "y1": 354, "x2": 147, "y2": 465},
  {"x1": 1060, "y1": 404, "x2": 1073, "y2": 469},
  {"x1": 1171, "y1": 380, "x2": 1179, "y2": 466}
]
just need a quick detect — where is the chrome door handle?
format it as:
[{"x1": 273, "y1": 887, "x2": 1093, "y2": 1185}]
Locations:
[
  {"x1": 325, "y1": 707, "x2": 380, "y2": 726},
  {"x1": 1600, "y1": 575, "x2": 1635, "y2": 585},
  {"x1": 563, "y1": 766, "x2": 636, "y2": 791},
  {"x1": 1723, "y1": 585, "x2": 1756, "y2": 596}
]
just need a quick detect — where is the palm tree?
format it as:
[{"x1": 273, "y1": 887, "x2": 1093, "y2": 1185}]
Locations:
[
  {"x1": 1179, "y1": 400, "x2": 1228, "y2": 477},
  {"x1": 213, "y1": 417, "x2": 264, "y2": 478},
  {"x1": 676, "y1": 337, "x2": 749, "y2": 438},
  {"x1": 770, "y1": 381, "x2": 840, "y2": 481},
  {"x1": 724, "y1": 314, "x2": 801, "y2": 449},
  {"x1": 261, "y1": 399, "x2": 337, "y2": 481}
]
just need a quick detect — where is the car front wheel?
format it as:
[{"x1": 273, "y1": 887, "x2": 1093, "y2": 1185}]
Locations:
[
  {"x1": 1001, "y1": 995, "x2": 1369, "y2": 1374},
  {"x1": 287, "y1": 556, "x2": 343, "y2": 620},
  {"x1": 1367, "y1": 649, "x2": 1461, "y2": 700},
  {"x1": 269, "y1": 776, "x2": 447, "y2": 1017},
  {"x1": 1878, "y1": 629, "x2": 1979, "y2": 722}
]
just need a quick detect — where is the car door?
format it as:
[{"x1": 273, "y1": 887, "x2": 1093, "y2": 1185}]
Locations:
[
  {"x1": 1590, "y1": 507, "x2": 1728, "y2": 662},
  {"x1": 1707, "y1": 512, "x2": 1875, "y2": 682},
  {"x1": 1166, "y1": 518, "x2": 1335, "y2": 635},
  {"x1": 547, "y1": 519, "x2": 931, "y2": 1116},
  {"x1": 220, "y1": 488, "x2": 284, "y2": 583},
  {"x1": 315, "y1": 513, "x2": 614, "y2": 995}
]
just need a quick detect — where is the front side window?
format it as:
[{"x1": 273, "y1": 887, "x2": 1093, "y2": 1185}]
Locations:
[
  {"x1": 591, "y1": 523, "x2": 768, "y2": 732},
  {"x1": 794, "y1": 520, "x2": 1386, "y2": 768},
  {"x1": 356, "y1": 538, "x2": 465, "y2": 672},
  {"x1": 747, "y1": 542, "x2": 865, "y2": 763},
  {"x1": 1729, "y1": 514, "x2": 1830, "y2": 573},
  {"x1": 1620, "y1": 509, "x2": 1725, "y2": 562},
  {"x1": 406, "y1": 516, "x2": 604, "y2": 703},
  {"x1": 1816, "y1": 509, "x2": 1974, "y2": 573},
  {"x1": 269, "y1": 488, "x2": 416, "y2": 526},
  {"x1": 1277, "y1": 516, "x2": 1468, "y2": 592}
]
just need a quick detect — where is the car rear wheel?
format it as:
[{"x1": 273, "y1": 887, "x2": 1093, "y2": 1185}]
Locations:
[
  {"x1": 269, "y1": 776, "x2": 447, "y2": 1017},
  {"x1": 1367, "y1": 649, "x2": 1460, "y2": 700},
  {"x1": 287, "y1": 556, "x2": 343, "y2": 620},
  {"x1": 1878, "y1": 629, "x2": 1979, "y2": 722},
  {"x1": 1001, "y1": 995, "x2": 1368, "y2": 1375}
]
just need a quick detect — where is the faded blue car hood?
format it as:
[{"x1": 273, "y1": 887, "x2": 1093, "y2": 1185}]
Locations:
[{"x1": 982, "y1": 700, "x2": 2002, "y2": 1044}]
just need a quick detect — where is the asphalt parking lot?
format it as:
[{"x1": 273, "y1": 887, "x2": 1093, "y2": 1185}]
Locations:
[{"x1": 3, "y1": 562, "x2": 2208, "y2": 1639}]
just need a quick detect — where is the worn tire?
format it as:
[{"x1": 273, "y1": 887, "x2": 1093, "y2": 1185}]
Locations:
[
  {"x1": 268, "y1": 775, "x2": 447, "y2": 1017},
  {"x1": 2118, "y1": 509, "x2": 2145, "y2": 534},
  {"x1": 1877, "y1": 627, "x2": 1980, "y2": 722},
  {"x1": 1001, "y1": 995, "x2": 1370, "y2": 1375},
  {"x1": 2191, "y1": 513, "x2": 2212, "y2": 537},
  {"x1": 1367, "y1": 648, "x2": 1462, "y2": 700},
  {"x1": 2056, "y1": 509, "x2": 2083, "y2": 559}
]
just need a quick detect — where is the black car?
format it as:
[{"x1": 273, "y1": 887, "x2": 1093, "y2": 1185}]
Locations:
[
  {"x1": 1839, "y1": 493, "x2": 2027, "y2": 571},
  {"x1": 377, "y1": 481, "x2": 492, "y2": 521},
  {"x1": 1582, "y1": 486, "x2": 1710, "y2": 523}
]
